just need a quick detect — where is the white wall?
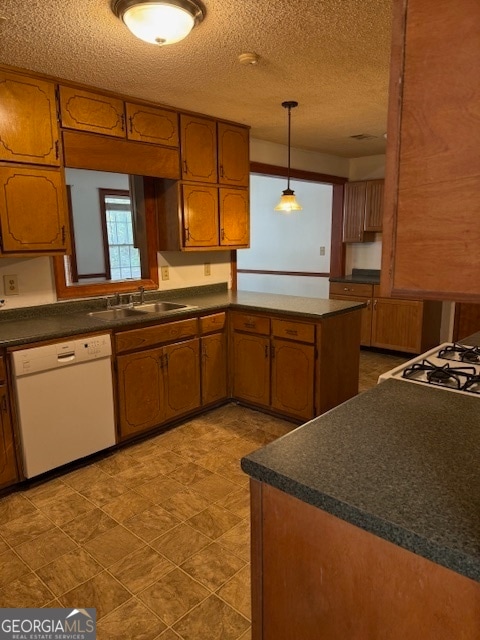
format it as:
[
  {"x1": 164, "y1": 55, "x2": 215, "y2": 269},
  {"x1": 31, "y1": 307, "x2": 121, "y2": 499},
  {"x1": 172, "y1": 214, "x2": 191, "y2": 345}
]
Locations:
[{"x1": 238, "y1": 175, "x2": 332, "y2": 298}]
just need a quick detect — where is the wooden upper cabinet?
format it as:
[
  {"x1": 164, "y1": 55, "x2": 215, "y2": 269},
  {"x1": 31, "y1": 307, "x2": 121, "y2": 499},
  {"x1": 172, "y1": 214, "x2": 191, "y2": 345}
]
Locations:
[
  {"x1": 0, "y1": 72, "x2": 60, "y2": 166},
  {"x1": 364, "y1": 179, "x2": 384, "y2": 232},
  {"x1": 343, "y1": 181, "x2": 380, "y2": 242},
  {"x1": 381, "y1": 0, "x2": 480, "y2": 301},
  {"x1": 180, "y1": 114, "x2": 217, "y2": 183},
  {"x1": 0, "y1": 165, "x2": 68, "y2": 254},
  {"x1": 217, "y1": 122, "x2": 249, "y2": 187},
  {"x1": 182, "y1": 184, "x2": 219, "y2": 247},
  {"x1": 219, "y1": 188, "x2": 249, "y2": 247},
  {"x1": 59, "y1": 86, "x2": 125, "y2": 138},
  {"x1": 125, "y1": 103, "x2": 179, "y2": 147}
]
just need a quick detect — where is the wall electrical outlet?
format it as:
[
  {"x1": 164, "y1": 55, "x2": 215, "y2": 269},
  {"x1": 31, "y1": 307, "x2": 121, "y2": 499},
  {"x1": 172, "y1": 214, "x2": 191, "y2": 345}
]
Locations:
[
  {"x1": 4, "y1": 274, "x2": 19, "y2": 295},
  {"x1": 161, "y1": 266, "x2": 169, "y2": 281},
  {"x1": 204, "y1": 262, "x2": 211, "y2": 276},
  {"x1": 319, "y1": 246, "x2": 326, "y2": 256}
]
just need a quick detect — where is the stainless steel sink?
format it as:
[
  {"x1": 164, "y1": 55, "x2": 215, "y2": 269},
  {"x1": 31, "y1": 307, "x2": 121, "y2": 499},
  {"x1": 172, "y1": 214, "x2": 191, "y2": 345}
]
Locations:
[
  {"x1": 88, "y1": 308, "x2": 148, "y2": 321},
  {"x1": 134, "y1": 301, "x2": 193, "y2": 313}
]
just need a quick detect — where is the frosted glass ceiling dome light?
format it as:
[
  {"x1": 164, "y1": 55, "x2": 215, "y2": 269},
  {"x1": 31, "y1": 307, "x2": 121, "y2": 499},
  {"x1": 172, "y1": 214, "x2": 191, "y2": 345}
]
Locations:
[
  {"x1": 274, "y1": 101, "x2": 302, "y2": 213},
  {"x1": 112, "y1": 0, "x2": 205, "y2": 46}
]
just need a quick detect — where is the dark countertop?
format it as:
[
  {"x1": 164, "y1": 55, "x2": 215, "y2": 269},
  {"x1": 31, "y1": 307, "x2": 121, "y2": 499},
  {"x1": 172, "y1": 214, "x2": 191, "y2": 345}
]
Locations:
[
  {"x1": 241, "y1": 378, "x2": 480, "y2": 583},
  {"x1": 460, "y1": 331, "x2": 480, "y2": 346},
  {"x1": 0, "y1": 286, "x2": 364, "y2": 348},
  {"x1": 330, "y1": 268, "x2": 381, "y2": 285}
]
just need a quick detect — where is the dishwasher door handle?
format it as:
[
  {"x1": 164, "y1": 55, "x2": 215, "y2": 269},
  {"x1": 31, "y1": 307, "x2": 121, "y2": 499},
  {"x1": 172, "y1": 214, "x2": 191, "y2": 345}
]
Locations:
[{"x1": 57, "y1": 353, "x2": 75, "y2": 363}]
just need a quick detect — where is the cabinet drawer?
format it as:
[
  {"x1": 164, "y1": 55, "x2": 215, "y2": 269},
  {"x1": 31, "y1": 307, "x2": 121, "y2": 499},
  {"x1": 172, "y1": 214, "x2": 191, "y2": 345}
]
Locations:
[
  {"x1": 200, "y1": 313, "x2": 226, "y2": 334},
  {"x1": 115, "y1": 318, "x2": 198, "y2": 354},
  {"x1": 329, "y1": 282, "x2": 373, "y2": 297},
  {"x1": 232, "y1": 313, "x2": 270, "y2": 335},
  {"x1": 271, "y1": 319, "x2": 315, "y2": 344}
]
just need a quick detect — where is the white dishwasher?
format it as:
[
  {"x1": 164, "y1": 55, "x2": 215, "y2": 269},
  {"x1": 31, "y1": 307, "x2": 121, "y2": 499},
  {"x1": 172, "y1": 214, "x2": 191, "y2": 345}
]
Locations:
[{"x1": 12, "y1": 333, "x2": 116, "y2": 478}]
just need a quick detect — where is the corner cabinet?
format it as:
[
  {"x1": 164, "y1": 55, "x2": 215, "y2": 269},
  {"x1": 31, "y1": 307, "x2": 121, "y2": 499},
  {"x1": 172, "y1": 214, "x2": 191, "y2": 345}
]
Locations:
[
  {"x1": 343, "y1": 179, "x2": 384, "y2": 243},
  {"x1": 382, "y1": 0, "x2": 480, "y2": 301}
]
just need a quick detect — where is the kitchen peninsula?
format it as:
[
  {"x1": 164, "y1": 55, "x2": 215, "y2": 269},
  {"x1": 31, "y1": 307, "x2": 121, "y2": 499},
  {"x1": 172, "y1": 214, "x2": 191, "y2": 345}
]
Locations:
[{"x1": 242, "y1": 374, "x2": 480, "y2": 639}]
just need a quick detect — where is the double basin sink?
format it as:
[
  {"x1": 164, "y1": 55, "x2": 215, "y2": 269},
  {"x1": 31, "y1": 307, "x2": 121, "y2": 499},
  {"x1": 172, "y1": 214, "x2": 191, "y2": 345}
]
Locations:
[{"x1": 89, "y1": 301, "x2": 195, "y2": 322}]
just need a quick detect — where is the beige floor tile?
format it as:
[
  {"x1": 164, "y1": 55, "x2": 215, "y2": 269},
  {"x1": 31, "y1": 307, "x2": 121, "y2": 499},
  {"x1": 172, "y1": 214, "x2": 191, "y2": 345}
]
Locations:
[
  {"x1": 0, "y1": 571, "x2": 53, "y2": 607},
  {"x1": 217, "y1": 488, "x2": 251, "y2": 519},
  {"x1": 33, "y1": 491, "x2": 95, "y2": 526},
  {"x1": 97, "y1": 597, "x2": 167, "y2": 640},
  {"x1": 216, "y1": 521, "x2": 251, "y2": 563},
  {"x1": 0, "y1": 493, "x2": 38, "y2": 525},
  {"x1": 135, "y1": 477, "x2": 185, "y2": 503},
  {"x1": 25, "y1": 478, "x2": 72, "y2": 505},
  {"x1": 180, "y1": 542, "x2": 246, "y2": 592},
  {"x1": 96, "y1": 451, "x2": 141, "y2": 476},
  {"x1": 173, "y1": 594, "x2": 249, "y2": 640},
  {"x1": 0, "y1": 538, "x2": 8, "y2": 554},
  {"x1": 102, "y1": 490, "x2": 153, "y2": 522},
  {"x1": 61, "y1": 508, "x2": 118, "y2": 545},
  {"x1": 123, "y1": 505, "x2": 180, "y2": 542},
  {"x1": 140, "y1": 450, "x2": 187, "y2": 475},
  {"x1": 220, "y1": 438, "x2": 262, "y2": 460},
  {"x1": 36, "y1": 548, "x2": 102, "y2": 597},
  {"x1": 195, "y1": 450, "x2": 239, "y2": 473},
  {"x1": 159, "y1": 488, "x2": 211, "y2": 521},
  {"x1": 217, "y1": 565, "x2": 251, "y2": 619},
  {"x1": 60, "y1": 571, "x2": 131, "y2": 619},
  {"x1": 170, "y1": 439, "x2": 217, "y2": 463},
  {"x1": 16, "y1": 527, "x2": 77, "y2": 570},
  {"x1": 0, "y1": 549, "x2": 30, "y2": 588},
  {"x1": 152, "y1": 523, "x2": 211, "y2": 566},
  {"x1": 190, "y1": 474, "x2": 238, "y2": 503},
  {"x1": 139, "y1": 568, "x2": 209, "y2": 627},
  {"x1": 172, "y1": 462, "x2": 213, "y2": 486},
  {"x1": 115, "y1": 461, "x2": 164, "y2": 488},
  {"x1": 0, "y1": 509, "x2": 55, "y2": 547},
  {"x1": 76, "y1": 476, "x2": 129, "y2": 507},
  {"x1": 156, "y1": 630, "x2": 182, "y2": 639},
  {"x1": 62, "y1": 464, "x2": 110, "y2": 491},
  {"x1": 84, "y1": 524, "x2": 145, "y2": 567},
  {"x1": 238, "y1": 628, "x2": 252, "y2": 640},
  {"x1": 109, "y1": 546, "x2": 174, "y2": 593},
  {"x1": 187, "y1": 504, "x2": 241, "y2": 540}
]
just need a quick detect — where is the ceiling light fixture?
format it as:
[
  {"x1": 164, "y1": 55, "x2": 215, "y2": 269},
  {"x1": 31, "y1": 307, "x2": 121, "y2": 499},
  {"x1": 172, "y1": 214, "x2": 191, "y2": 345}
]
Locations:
[
  {"x1": 112, "y1": 0, "x2": 205, "y2": 46},
  {"x1": 274, "y1": 101, "x2": 302, "y2": 213}
]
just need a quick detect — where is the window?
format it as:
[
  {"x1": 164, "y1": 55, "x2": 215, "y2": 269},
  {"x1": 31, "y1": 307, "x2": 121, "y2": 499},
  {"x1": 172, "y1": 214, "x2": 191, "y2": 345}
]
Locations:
[{"x1": 100, "y1": 190, "x2": 141, "y2": 281}]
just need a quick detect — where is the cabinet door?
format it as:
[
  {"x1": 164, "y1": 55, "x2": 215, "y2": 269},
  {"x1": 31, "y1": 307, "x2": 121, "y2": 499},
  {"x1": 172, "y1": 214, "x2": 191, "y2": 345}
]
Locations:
[
  {"x1": 125, "y1": 103, "x2": 179, "y2": 147},
  {"x1": 372, "y1": 298, "x2": 424, "y2": 353},
  {"x1": 201, "y1": 333, "x2": 228, "y2": 405},
  {"x1": 163, "y1": 338, "x2": 201, "y2": 420},
  {"x1": 59, "y1": 86, "x2": 125, "y2": 138},
  {"x1": 182, "y1": 184, "x2": 219, "y2": 247},
  {"x1": 0, "y1": 72, "x2": 60, "y2": 166},
  {"x1": 343, "y1": 182, "x2": 366, "y2": 242},
  {"x1": 271, "y1": 339, "x2": 315, "y2": 421},
  {"x1": 219, "y1": 188, "x2": 249, "y2": 247},
  {"x1": 180, "y1": 115, "x2": 217, "y2": 183},
  {"x1": 217, "y1": 122, "x2": 249, "y2": 187},
  {"x1": 117, "y1": 347, "x2": 165, "y2": 439},
  {"x1": 0, "y1": 385, "x2": 19, "y2": 489},
  {"x1": 364, "y1": 179, "x2": 384, "y2": 232},
  {"x1": 0, "y1": 165, "x2": 68, "y2": 254},
  {"x1": 330, "y1": 294, "x2": 373, "y2": 347},
  {"x1": 232, "y1": 332, "x2": 270, "y2": 408}
]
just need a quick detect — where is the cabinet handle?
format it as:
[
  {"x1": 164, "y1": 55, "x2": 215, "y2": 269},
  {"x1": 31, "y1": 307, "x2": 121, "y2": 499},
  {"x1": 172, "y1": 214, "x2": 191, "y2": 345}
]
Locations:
[
  {"x1": 61, "y1": 225, "x2": 66, "y2": 244},
  {"x1": 221, "y1": 228, "x2": 225, "y2": 240},
  {"x1": 219, "y1": 164, "x2": 224, "y2": 178},
  {"x1": 159, "y1": 355, "x2": 164, "y2": 369},
  {"x1": 264, "y1": 345, "x2": 269, "y2": 358},
  {"x1": 366, "y1": 299, "x2": 371, "y2": 309},
  {"x1": 164, "y1": 353, "x2": 169, "y2": 369},
  {"x1": 183, "y1": 160, "x2": 188, "y2": 174},
  {"x1": 271, "y1": 344, "x2": 275, "y2": 359},
  {"x1": 343, "y1": 287, "x2": 351, "y2": 292},
  {"x1": 1, "y1": 394, "x2": 6, "y2": 413},
  {"x1": 129, "y1": 115, "x2": 134, "y2": 133},
  {"x1": 120, "y1": 114, "x2": 125, "y2": 131},
  {"x1": 55, "y1": 140, "x2": 59, "y2": 159},
  {"x1": 244, "y1": 322, "x2": 256, "y2": 329},
  {"x1": 373, "y1": 299, "x2": 377, "y2": 310},
  {"x1": 185, "y1": 228, "x2": 190, "y2": 241},
  {"x1": 285, "y1": 329, "x2": 298, "y2": 336}
]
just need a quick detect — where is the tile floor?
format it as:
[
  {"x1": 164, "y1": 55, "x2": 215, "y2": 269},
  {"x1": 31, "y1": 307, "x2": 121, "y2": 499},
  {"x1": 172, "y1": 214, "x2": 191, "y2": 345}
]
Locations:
[{"x1": 0, "y1": 349, "x2": 407, "y2": 640}]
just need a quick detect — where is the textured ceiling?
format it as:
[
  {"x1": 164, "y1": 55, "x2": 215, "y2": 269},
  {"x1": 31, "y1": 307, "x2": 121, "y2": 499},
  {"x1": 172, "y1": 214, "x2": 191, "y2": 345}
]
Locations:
[{"x1": 0, "y1": 0, "x2": 393, "y2": 158}]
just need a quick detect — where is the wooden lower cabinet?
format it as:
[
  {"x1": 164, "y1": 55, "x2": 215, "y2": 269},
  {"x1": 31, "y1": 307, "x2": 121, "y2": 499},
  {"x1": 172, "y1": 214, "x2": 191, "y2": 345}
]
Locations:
[
  {"x1": 117, "y1": 337, "x2": 201, "y2": 440},
  {"x1": 201, "y1": 332, "x2": 227, "y2": 405},
  {"x1": 232, "y1": 332, "x2": 270, "y2": 408},
  {"x1": 0, "y1": 382, "x2": 19, "y2": 489},
  {"x1": 330, "y1": 294, "x2": 372, "y2": 346},
  {"x1": 251, "y1": 481, "x2": 480, "y2": 640},
  {"x1": 271, "y1": 339, "x2": 315, "y2": 421}
]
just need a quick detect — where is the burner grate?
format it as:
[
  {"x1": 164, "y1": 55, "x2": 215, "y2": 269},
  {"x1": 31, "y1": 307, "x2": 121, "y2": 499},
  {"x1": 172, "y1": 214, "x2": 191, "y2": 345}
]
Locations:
[
  {"x1": 438, "y1": 343, "x2": 480, "y2": 364},
  {"x1": 402, "y1": 359, "x2": 477, "y2": 390}
]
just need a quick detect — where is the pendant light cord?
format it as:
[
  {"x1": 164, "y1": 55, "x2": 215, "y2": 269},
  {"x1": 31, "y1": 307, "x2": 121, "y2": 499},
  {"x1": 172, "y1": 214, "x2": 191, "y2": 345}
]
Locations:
[{"x1": 287, "y1": 105, "x2": 291, "y2": 191}]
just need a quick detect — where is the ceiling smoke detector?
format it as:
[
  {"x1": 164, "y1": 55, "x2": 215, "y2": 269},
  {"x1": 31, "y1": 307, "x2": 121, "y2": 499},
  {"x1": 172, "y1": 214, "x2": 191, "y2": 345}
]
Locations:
[{"x1": 238, "y1": 52, "x2": 260, "y2": 66}]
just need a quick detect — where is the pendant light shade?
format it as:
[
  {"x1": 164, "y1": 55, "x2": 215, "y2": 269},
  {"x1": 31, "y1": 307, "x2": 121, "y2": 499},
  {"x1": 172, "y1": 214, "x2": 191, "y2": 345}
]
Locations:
[
  {"x1": 112, "y1": 0, "x2": 205, "y2": 46},
  {"x1": 274, "y1": 101, "x2": 302, "y2": 213}
]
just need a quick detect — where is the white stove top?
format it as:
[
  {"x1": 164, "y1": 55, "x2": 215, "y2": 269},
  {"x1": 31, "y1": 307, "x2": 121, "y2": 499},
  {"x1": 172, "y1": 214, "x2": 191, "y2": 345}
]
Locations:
[{"x1": 378, "y1": 342, "x2": 480, "y2": 396}]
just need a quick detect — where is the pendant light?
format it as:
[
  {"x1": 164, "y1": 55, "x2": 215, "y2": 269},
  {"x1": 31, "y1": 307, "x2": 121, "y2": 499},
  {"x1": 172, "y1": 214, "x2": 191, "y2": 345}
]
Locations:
[
  {"x1": 112, "y1": 0, "x2": 205, "y2": 46},
  {"x1": 274, "y1": 101, "x2": 302, "y2": 213}
]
